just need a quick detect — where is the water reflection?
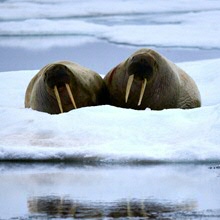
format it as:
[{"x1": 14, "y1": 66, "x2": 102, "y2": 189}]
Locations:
[
  {"x1": 28, "y1": 196, "x2": 195, "y2": 219},
  {"x1": 1, "y1": 163, "x2": 220, "y2": 219}
]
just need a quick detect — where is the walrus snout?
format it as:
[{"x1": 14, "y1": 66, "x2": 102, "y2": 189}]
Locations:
[
  {"x1": 44, "y1": 64, "x2": 77, "y2": 113},
  {"x1": 127, "y1": 60, "x2": 153, "y2": 81},
  {"x1": 127, "y1": 54, "x2": 156, "y2": 80},
  {"x1": 44, "y1": 64, "x2": 71, "y2": 89},
  {"x1": 125, "y1": 54, "x2": 157, "y2": 105}
]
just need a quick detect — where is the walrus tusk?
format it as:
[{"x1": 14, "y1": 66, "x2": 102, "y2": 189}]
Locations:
[
  {"x1": 125, "y1": 74, "x2": 134, "y2": 103},
  {"x1": 65, "y1": 83, "x2": 77, "y2": 109},
  {"x1": 127, "y1": 199, "x2": 132, "y2": 217},
  {"x1": 138, "y1": 78, "x2": 147, "y2": 106},
  {"x1": 141, "y1": 200, "x2": 148, "y2": 217},
  {"x1": 54, "y1": 85, "x2": 63, "y2": 113}
]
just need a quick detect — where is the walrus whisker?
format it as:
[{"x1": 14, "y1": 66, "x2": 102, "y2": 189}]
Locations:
[
  {"x1": 54, "y1": 85, "x2": 63, "y2": 113},
  {"x1": 65, "y1": 83, "x2": 77, "y2": 109},
  {"x1": 125, "y1": 74, "x2": 134, "y2": 103},
  {"x1": 138, "y1": 78, "x2": 147, "y2": 106}
]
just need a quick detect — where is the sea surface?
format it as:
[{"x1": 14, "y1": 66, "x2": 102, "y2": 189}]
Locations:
[
  {"x1": 1, "y1": 42, "x2": 220, "y2": 73},
  {"x1": 1, "y1": 162, "x2": 220, "y2": 219}
]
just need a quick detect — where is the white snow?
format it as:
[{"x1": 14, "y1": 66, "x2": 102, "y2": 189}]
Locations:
[
  {"x1": 0, "y1": 0, "x2": 220, "y2": 49},
  {"x1": 0, "y1": 59, "x2": 219, "y2": 162}
]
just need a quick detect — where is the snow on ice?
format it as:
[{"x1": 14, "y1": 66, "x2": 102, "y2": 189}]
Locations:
[
  {"x1": 0, "y1": 59, "x2": 219, "y2": 162},
  {"x1": 0, "y1": 0, "x2": 220, "y2": 162}
]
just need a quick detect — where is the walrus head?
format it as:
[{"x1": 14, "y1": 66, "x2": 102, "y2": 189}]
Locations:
[
  {"x1": 44, "y1": 64, "x2": 77, "y2": 113},
  {"x1": 125, "y1": 53, "x2": 158, "y2": 106}
]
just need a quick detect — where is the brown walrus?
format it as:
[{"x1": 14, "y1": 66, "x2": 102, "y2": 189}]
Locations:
[
  {"x1": 25, "y1": 61, "x2": 107, "y2": 114},
  {"x1": 104, "y1": 48, "x2": 201, "y2": 110}
]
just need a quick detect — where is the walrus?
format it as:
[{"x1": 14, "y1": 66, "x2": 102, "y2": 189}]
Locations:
[
  {"x1": 104, "y1": 48, "x2": 201, "y2": 110},
  {"x1": 25, "y1": 61, "x2": 107, "y2": 114}
]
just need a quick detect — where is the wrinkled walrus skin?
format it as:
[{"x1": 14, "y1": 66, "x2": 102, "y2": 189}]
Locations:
[
  {"x1": 25, "y1": 61, "x2": 108, "y2": 114},
  {"x1": 104, "y1": 48, "x2": 201, "y2": 110}
]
